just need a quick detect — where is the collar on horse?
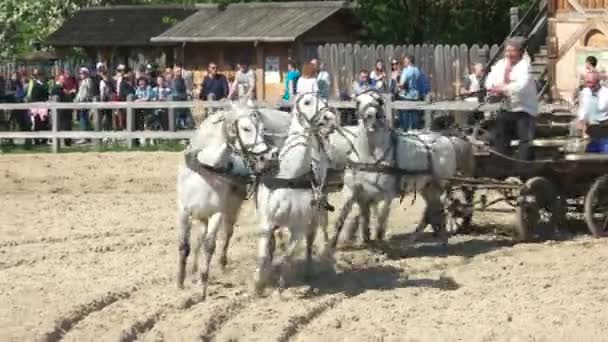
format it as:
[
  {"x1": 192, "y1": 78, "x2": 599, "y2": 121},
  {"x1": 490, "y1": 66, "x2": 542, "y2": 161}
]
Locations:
[{"x1": 184, "y1": 150, "x2": 253, "y2": 186}]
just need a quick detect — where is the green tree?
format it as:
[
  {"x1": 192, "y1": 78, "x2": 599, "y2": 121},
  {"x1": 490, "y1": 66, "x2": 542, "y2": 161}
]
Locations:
[
  {"x1": 356, "y1": 0, "x2": 534, "y2": 45},
  {"x1": 0, "y1": 0, "x2": 535, "y2": 62}
]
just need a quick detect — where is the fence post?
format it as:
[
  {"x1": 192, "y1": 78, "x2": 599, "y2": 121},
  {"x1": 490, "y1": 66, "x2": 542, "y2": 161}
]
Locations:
[
  {"x1": 126, "y1": 95, "x2": 134, "y2": 149},
  {"x1": 383, "y1": 94, "x2": 394, "y2": 128},
  {"x1": 50, "y1": 96, "x2": 60, "y2": 153},
  {"x1": 510, "y1": 7, "x2": 520, "y2": 32},
  {"x1": 93, "y1": 96, "x2": 103, "y2": 146},
  {"x1": 168, "y1": 95, "x2": 176, "y2": 132}
]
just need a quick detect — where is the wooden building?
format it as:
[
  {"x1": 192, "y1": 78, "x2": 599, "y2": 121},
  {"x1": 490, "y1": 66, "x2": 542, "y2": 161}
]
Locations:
[
  {"x1": 46, "y1": 5, "x2": 197, "y2": 69},
  {"x1": 151, "y1": 1, "x2": 363, "y2": 102},
  {"x1": 547, "y1": 0, "x2": 608, "y2": 100}
]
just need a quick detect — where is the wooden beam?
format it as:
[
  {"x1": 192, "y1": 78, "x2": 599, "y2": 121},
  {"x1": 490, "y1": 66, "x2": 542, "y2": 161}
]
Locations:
[
  {"x1": 255, "y1": 43, "x2": 265, "y2": 101},
  {"x1": 567, "y1": 0, "x2": 588, "y2": 13}
]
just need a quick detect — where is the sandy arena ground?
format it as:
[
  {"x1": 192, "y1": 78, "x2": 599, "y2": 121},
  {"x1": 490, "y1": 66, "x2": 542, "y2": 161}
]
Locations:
[{"x1": 1, "y1": 152, "x2": 608, "y2": 342}]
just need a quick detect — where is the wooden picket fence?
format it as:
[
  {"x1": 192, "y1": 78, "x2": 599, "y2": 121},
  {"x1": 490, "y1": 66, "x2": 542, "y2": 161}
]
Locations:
[{"x1": 317, "y1": 43, "x2": 501, "y2": 101}]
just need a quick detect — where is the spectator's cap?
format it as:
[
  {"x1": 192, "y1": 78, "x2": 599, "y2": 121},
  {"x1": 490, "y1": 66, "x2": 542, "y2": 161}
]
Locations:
[
  {"x1": 117, "y1": 64, "x2": 126, "y2": 71},
  {"x1": 79, "y1": 67, "x2": 90, "y2": 75},
  {"x1": 96, "y1": 62, "x2": 106, "y2": 70},
  {"x1": 146, "y1": 63, "x2": 153, "y2": 71}
]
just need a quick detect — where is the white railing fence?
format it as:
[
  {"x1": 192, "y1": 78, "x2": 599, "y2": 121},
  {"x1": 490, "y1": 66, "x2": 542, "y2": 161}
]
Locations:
[{"x1": 0, "y1": 97, "x2": 570, "y2": 153}]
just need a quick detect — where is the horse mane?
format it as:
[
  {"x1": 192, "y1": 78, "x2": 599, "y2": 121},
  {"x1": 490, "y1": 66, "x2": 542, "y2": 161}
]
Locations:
[{"x1": 189, "y1": 104, "x2": 244, "y2": 151}]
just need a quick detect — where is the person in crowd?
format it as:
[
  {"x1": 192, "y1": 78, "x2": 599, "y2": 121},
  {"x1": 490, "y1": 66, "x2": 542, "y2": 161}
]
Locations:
[
  {"x1": 26, "y1": 69, "x2": 50, "y2": 145},
  {"x1": 115, "y1": 69, "x2": 133, "y2": 130},
  {"x1": 311, "y1": 58, "x2": 331, "y2": 99},
  {"x1": 74, "y1": 67, "x2": 95, "y2": 144},
  {"x1": 6, "y1": 72, "x2": 29, "y2": 136},
  {"x1": 352, "y1": 69, "x2": 375, "y2": 97},
  {"x1": 164, "y1": 67, "x2": 173, "y2": 83},
  {"x1": 397, "y1": 54, "x2": 424, "y2": 131},
  {"x1": 134, "y1": 77, "x2": 153, "y2": 131},
  {"x1": 283, "y1": 61, "x2": 300, "y2": 101},
  {"x1": 370, "y1": 59, "x2": 387, "y2": 92},
  {"x1": 461, "y1": 63, "x2": 484, "y2": 99},
  {"x1": 229, "y1": 61, "x2": 256, "y2": 104},
  {"x1": 62, "y1": 69, "x2": 78, "y2": 98},
  {"x1": 296, "y1": 63, "x2": 319, "y2": 96},
  {"x1": 50, "y1": 74, "x2": 74, "y2": 146},
  {"x1": 390, "y1": 58, "x2": 401, "y2": 95},
  {"x1": 576, "y1": 71, "x2": 608, "y2": 151},
  {"x1": 171, "y1": 67, "x2": 191, "y2": 129},
  {"x1": 152, "y1": 75, "x2": 172, "y2": 130},
  {"x1": 115, "y1": 64, "x2": 126, "y2": 99},
  {"x1": 485, "y1": 37, "x2": 539, "y2": 161},
  {"x1": 227, "y1": 73, "x2": 236, "y2": 98},
  {"x1": 201, "y1": 62, "x2": 229, "y2": 101},
  {"x1": 135, "y1": 65, "x2": 147, "y2": 82},
  {"x1": 99, "y1": 70, "x2": 116, "y2": 132},
  {"x1": 451, "y1": 62, "x2": 486, "y2": 129}
]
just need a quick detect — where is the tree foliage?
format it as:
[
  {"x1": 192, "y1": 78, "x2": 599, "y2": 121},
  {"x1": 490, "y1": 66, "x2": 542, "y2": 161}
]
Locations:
[
  {"x1": 0, "y1": 0, "x2": 534, "y2": 61},
  {"x1": 356, "y1": 0, "x2": 534, "y2": 45}
]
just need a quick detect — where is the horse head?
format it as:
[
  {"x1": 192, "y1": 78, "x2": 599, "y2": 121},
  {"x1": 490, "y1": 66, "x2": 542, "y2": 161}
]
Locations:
[
  {"x1": 225, "y1": 104, "x2": 278, "y2": 173},
  {"x1": 355, "y1": 89, "x2": 387, "y2": 132},
  {"x1": 294, "y1": 92, "x2": 338, "y2": 137}
]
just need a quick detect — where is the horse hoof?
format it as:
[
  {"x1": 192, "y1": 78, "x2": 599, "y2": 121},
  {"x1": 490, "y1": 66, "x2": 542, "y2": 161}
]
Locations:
[{"x1": 219, "y1": 256, "x2": 228, "y2": 271}]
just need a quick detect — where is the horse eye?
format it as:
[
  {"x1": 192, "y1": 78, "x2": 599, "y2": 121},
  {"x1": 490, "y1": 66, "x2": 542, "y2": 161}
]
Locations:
[
  {"x1": 243, "y1": 127, "x2": 252, "y2": 132},
  {"x1": 304, "y1": 100, "x2": 311, "y2": 106}
]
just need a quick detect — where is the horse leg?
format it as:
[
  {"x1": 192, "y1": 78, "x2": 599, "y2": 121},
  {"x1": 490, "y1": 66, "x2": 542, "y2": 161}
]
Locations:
[
  {"x1": 190, "y1": 219, "x2": 208, "y2": 284},
  {"x1": 318, "y1": 208, "x2": 329, "y2": 243},
  {"x1": 360, "y1": 202, "x2": 372, "y2": 244},
  {"x1": 305, "y1": 222, "x2": 317, "y2": 278},
  {"x1": 421, "y1": 183, "x2": 449, "y2": 245},
  {"x1": 200, "y1": 213, "x2": 222, "y2": 299},
  {"x1": 324, "y1": 187, "x2": 357, "y2": 257},
  {"x1": 219, "y1": 214, "x2": 236, "y2": 271},
  {"x1": 254, "y1": 224, "x2": 274, "y2": 295},
  {"x1": 375, "y1": 198, "x2": 392, "y2": 241},
  {"x1": 177, "y1": 207, "x2": 191, "y2": 289},
  {"x1": 278, "y1": 226, "x2": 304, "y2": 292}
]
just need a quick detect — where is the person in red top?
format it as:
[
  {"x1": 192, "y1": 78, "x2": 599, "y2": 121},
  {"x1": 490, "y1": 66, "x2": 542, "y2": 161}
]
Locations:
[{"x1": 62, "y1": 69, "x2": 77, "y2": 100}]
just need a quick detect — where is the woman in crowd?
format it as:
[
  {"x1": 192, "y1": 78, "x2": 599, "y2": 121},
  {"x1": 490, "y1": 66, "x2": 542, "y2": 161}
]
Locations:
[
  {"x1": 389, "y1": 58, "x2": 401, "y2": 96},
  {"x1": 74, "y1": 67, "x2": 95, "y2": 144},
  {"x1": 27, "y1": 69, "x2": 50, "y2": 145},
  {"x1": 296, "y1": 63, "x2": 318, "y2": 95},
  {"x1": 370, "y1": 59, "x2": 387, "y2": 92}
]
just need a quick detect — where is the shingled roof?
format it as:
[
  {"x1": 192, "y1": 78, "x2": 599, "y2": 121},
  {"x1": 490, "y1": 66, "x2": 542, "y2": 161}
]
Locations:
[
  {"x1": 151, "y1": 1, "x2": 356, "y2": 43},
  {"x1": 46, "y1": 5, "x2": 199, "y2": 47}
]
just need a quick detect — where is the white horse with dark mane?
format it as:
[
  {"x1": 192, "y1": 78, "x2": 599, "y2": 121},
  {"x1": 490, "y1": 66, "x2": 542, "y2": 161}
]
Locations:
[
  {"x1": 176, "y1": 105, "x2": 275, "y2": 298},
  {"x1": 324, "y1": 90, "x2": 476, "y2": 256},
  {"x1": 254, "y1": 93, "x2": 338, "y2": 294}
]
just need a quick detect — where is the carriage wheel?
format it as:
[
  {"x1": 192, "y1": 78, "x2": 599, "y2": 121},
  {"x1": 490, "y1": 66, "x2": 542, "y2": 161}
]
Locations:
[
  {"x1": 515, "y1": 177, "x2": 560, "y2": 242},
  {"x1": 445, "y1": 187, "x2": 474, "y2": 234},
  {"x1": 584, "y1": 175, "x2": 608, "y2": 238}
]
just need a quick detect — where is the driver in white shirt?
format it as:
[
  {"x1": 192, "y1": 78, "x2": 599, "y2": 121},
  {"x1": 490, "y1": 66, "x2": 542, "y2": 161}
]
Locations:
[
  {"x1": 485, "y1": 37, "x2": 539, "y2": 160},
  {"x1": 577, "y1": 71, "x2": 608, "y2": 141}
]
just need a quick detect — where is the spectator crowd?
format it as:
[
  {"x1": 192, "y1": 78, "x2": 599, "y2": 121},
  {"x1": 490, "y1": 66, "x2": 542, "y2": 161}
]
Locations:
[{"x1": 0, "y1": 54, "x2": 460, "y2": 146}]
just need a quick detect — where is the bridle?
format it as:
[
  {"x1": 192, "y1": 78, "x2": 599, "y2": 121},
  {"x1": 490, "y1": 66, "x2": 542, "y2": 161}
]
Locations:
[
  {"x1": 356, "y1": 89, "x2": 386, "y2": 124},
  {"x1": 219, "y1": 109, "x2": 273, "y2": 173}
]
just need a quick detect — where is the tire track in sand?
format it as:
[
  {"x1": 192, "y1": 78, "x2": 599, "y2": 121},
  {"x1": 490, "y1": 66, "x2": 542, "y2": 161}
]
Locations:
[
  {"x1": 39, "y1": 277, "x2": 170, "y2": 342},
  {"x1": 276, "y1": 294, "x2": 346, "y2": 342},
  {"x1": 211, "y1": 291, "x2": 348, "y2": 342}
]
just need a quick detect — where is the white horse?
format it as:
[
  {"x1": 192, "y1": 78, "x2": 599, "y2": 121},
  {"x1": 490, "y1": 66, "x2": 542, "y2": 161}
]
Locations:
[
  {"x1": 327, "y1": 91, "x2": 401, "y2": 246},
  {"x1": 325, "y1": 90, "x2": 476, "y2": 256},
  {"x1": 176, "y1": 105, "x2": 276, "y2": 298},
  {"x1": 254, "y1": 93, "x2": 338, "y2": 294}
]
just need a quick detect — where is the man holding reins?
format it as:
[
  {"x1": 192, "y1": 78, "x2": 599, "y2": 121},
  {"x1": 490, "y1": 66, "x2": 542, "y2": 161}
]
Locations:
[{"x1": 485, "y1": 37, "x2": 539, "y2": 161}]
